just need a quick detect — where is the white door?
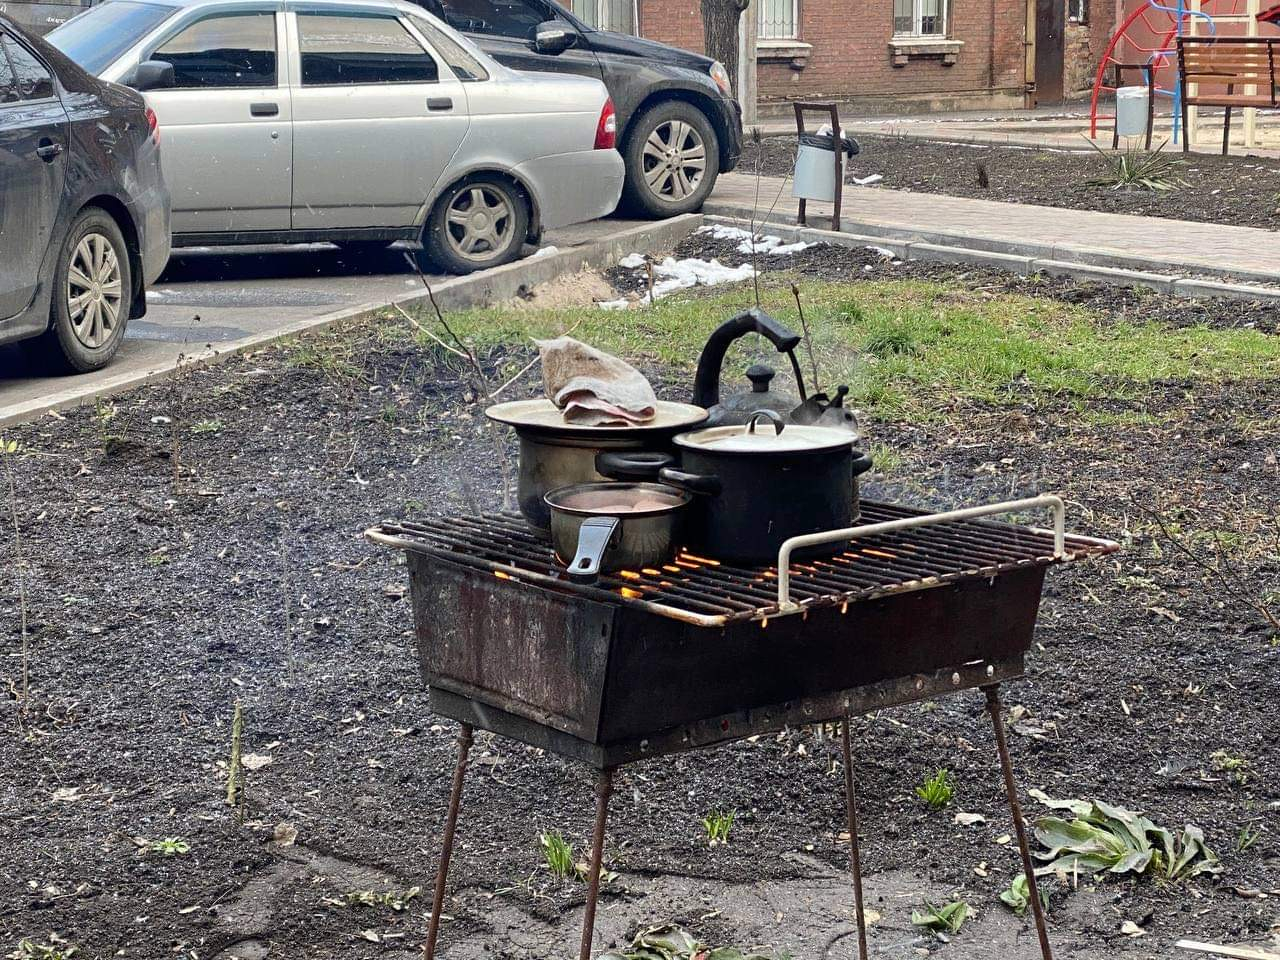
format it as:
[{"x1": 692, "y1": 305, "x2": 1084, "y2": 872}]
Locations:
[
  {"x1": 144, "y1": 9, "x2": 293, "y2": 234},
  {"x1": 288, "y1": 10, "x2": 469, "y2": 230}
]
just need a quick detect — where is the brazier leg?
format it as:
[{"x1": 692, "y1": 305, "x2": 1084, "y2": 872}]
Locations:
[
  {"x1": 840, "y1": 719, "x2": 870, "y2": 960},
  {"x1": 983, "y1": 685, "x2": 1053, "y2": 960},
  {"x1": 425, "y1": 723, "x2": 474, "y2": 960},
  {"x1": 579, "y1": 767, "x2": 616, "y2": 960}
]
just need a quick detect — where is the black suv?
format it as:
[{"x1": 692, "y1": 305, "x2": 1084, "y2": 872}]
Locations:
[
  {"x1": 416, "y1": 0, "x2": 742, "y2": 217},
  {"x1": 0, "y1": 15, "x2": 169, "y2": 372}
]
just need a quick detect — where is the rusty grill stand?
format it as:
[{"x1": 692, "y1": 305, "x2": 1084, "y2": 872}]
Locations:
[{"x1": 421, "y1": 681, "x2": 1054, "y2": 960}]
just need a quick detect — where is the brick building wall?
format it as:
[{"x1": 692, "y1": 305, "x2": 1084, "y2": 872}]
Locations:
[
  {"x1": 1064, "y1": 0, "x2": 1116, "y2": 97},
  {"x1": 638, "y1": 0, "x2": 1031, "y2": 112}
]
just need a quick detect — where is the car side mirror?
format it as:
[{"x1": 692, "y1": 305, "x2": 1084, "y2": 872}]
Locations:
[
  {"x1": 127, "y1": 60, "x2": 175, "y2": 91},
  {"x1": 535, "y1": 21, "x2": 575, "y2": 55}
]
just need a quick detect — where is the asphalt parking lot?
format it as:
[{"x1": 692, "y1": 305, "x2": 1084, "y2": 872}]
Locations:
[{"x1": 0, "y1": 217, "x2": 653, "y2": 426}]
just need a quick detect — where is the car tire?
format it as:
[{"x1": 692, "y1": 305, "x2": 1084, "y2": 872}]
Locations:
[
  {"x1": 621, "y1": 101, "x2": 720, "y2": 218},
  {"x1": 422, "y1": 176, "x2": 530, "y2": 275},
  {"x1": 43, "y1": 207, "x2": 133, "y2": 373}
]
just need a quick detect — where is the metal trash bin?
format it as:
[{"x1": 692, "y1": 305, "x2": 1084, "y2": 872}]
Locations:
[
  {"x1": 1115, "y1": 86, "x2": 1150, "y2": 138},
  {"x1": 792, "y1": 130, "x2": 860, "y2": 202}
]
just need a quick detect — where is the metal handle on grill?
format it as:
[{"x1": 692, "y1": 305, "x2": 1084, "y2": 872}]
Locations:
[{"x1": 775, "y1": 495, "x2": 1067, "y2": 612}]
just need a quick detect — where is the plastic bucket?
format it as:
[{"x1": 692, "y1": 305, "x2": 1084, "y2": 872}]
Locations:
[
  {"x1": 792, "y1": 132, "x2": 859, "y2": 202},
  {"x1": 1115, "y1": 86, "x2": 1150, "y2": 138}
]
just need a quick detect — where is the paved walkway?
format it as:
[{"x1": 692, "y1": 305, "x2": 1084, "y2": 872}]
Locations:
[{"x1": 707, "y1": 172, "x2": 1280, "y2": 280}]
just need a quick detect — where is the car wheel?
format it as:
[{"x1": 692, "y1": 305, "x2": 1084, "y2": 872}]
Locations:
[
  {"x1": 44, "y1": 207, "x2": 133, "y2": 373},
  {"x1": 621, "y1": 101, "x2": 720, "y2": 218},
  {"x1": 423, "y1": 176, "x2": 529, "y2": 274}
]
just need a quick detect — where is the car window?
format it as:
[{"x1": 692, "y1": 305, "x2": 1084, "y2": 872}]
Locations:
[
  {"x1": 436, "y1": 0, "x2": 558, "y2": 41},
  {"x1": 408, "y1": 15, "x2": 488, "y2": 80},
  {"x1": 2, "y1": 34, "x2": 56, "y2": 100},
  {"x1": 151, "y1": 12, "x2": 277, "y2": 88},
  {"x1": 47, "y1": 1, "x2": 174, "y2": 77},
  {"x1": 0, "y1": 36, "x2": 18, "y2": 104},
  {"x1": 298, "y1": 14, "x2": 438, "y2": 85}
]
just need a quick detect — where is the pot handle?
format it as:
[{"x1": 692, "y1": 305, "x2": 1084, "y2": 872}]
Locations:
[
  {"x1": 659, "y1": 466, "x2": 722, "y2": 496},
  {"x1": 595, "y1": 450, "x2": 673, "y2": 481},
  {"x1": 851, "y1": 449, "x2": 874, "y2": 477},
  {"x1": 567, "y1": 516, "x2": 620, "y2": 585},
  {"x1": 746, "y1": 409, "x2": 785, "y2": 435}
]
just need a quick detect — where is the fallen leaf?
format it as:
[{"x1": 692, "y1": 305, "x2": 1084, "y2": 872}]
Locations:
[
  {"x1": 1120, "y1": 921, "x2": 1146, "y2": 937},
  {"x1": 995, "y1": 834, "x2": 1012, "y2": 845},
  {"x1": 954, "y1": 812, "x2": 987, "y2": 827},
  {"x1": 273, "y1": 822, "x2": 298, "y2": 846},
  {"x1": 241, "y1": 753, "x2": 273, "y2": 771},
  {"x1": 360, "y1": 929, "x2": 381, "y2": 943}
]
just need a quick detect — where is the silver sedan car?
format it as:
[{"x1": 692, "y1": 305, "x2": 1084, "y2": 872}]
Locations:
[{"x1": 48, "y1": 0, "x2": 624, "y2": 272}]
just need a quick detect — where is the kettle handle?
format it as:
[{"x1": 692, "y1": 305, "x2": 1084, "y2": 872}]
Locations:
[{"x1": 692, "y1": 307, "x2": 804, "y2": 410}]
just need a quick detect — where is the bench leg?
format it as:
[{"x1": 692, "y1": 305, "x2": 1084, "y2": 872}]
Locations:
[
  {"x1": 1222, "y1": 84, "x2": 1234, "y2": 155},
  {"x1": 1181, "y1": 96, "x2": 1191, "y2": 152}
]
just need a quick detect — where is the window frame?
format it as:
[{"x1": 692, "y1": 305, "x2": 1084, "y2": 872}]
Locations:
[
  {"x1": 0, "y1": 31, "x2": 59, "y2": 104},
  {"x1": 1068, "y1": 0, "x2": 1088, "y2": 25},
  {"x1": 294, "y1": 11, "x2": 444, "y2": 87},
  {"x1": 757, "y1": 0, "x2": 798, "y2": 41},
  {"x1": 406, "y1": 14, "x2": 490, "y2": 82},
  {"x1": 892, "y1": 0, "x2": 948, "y2": 37},
  {"x1": 144, "y1": 9, "x2": 281, "y2": 90}
]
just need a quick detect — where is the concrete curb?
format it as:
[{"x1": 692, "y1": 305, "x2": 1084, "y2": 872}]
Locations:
[
  {"x1": 0, "y1": 214, "x2": 703, "y2": 429},
  {"x1": 702, "y1": 212, "x2": 1280, "y2": 304},
  {"x1": 703, "y1": 201, "x2": 1280, "y2": 289}
]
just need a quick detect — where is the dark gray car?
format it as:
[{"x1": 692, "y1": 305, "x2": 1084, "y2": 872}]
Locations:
[
  {"x1": 419, "y1": 0, "x2": 743, "y2": 217},
  {"x1": 0, "y1": 15, "x2": 169, "y2": 372}
]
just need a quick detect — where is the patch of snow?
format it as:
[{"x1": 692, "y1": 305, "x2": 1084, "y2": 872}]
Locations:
[
  {"x1": 530, "y1": 245, "x2": 560, "y2": 259},
  {"x1": 851, "y1": 174, "x2": 883, "y2": 186},
  {"x1": 600, "y1": 255, "x2": 757, "y2": 310},
  {"x1": 865, "y1": 245, "x2": 898, "y2": 259},
  {"x1": 617, "y1": 252, "x2": 647, "y2": 268},
  {"x1": 696, "y1": 223, "x2": 814, "y2": 256}
]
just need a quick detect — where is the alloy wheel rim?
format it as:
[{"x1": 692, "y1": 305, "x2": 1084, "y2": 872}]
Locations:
[
  {"x1": 641, "y1": 119, "x2": 706, "y2": 201},
  {"x1": 66, "y1": 233, "x2": 122, "y2": 350},
  {"x1": 445, "y1": 185, "x2": 515, "y2": 262}
]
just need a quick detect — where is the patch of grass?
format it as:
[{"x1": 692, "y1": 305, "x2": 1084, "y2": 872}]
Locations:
[
  {"x1": 191, "y1": 419, "x2": 224, "y2": 435},
  {"x1": 539, "y1": 830, "x2": 574, "y2": 879},
  {"x1": 9, "y1": 940, "x2": 76, "y2": 960},
  {"x1": 286, "y1": 336, "x2": 362, "y2": 383},
  {"x1": 867, "y1": 442, "x2": 903, "y2": 476},
  {"x1": 419, "y1": 278, "x2": 1280, "y2": 419},
  {"x1": 148, "y1": 837, "x2": 190, "y2": 857},
  {"x1": 916, "y1": 769, "x2": 954, "y2": 810},
  {"x1": 1236, "y1": 824, "x2": 1263, "y2": 853},
  {"x1": 911, "y1": 899, "x2": 970, "y2": 936},
  {"x1": 702, "y1": 809, "x2": 736, "y2": 846}
]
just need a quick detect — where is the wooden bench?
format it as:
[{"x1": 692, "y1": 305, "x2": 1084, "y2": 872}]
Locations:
[{"x1": 1177, "y1": 37, "x2": 1280, "y2": 154}]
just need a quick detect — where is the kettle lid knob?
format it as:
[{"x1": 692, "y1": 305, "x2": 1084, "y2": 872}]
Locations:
[{"x1": 745, "y1": 363, "x2": 775, "y2": 393}]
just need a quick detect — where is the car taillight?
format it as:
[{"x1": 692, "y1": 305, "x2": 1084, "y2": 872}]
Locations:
[
  {"x1": 594, "y1": 98, "x2": 616, "y2": 150},
  {"x1": 146, "y1": 107, "x2": 160, "y2": 146}
]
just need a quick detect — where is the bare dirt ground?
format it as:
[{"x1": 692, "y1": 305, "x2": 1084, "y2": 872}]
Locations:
[
  {"x1": 740, "y1": 134, "x2": 1280, "y2": 230},
  {"x1": 1, "y1": 237, "x2": 1278, "y2": 960}
]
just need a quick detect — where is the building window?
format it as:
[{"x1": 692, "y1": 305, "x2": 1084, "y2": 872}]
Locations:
[
  {"x1": 1068, "y1": 0, "x2": 1088, "y2": 23},
  {"x1": 759, "y1": 0, "x2": 797, "y2": 39},
  {"x1": 893, "y1": 0, "x2": 946, "y2": 36},
  {"x1": 570, "y1": 0, "x2": 635, "y2": 33}
]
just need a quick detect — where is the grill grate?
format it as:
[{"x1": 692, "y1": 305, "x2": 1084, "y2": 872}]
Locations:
[{"x1": 371, "y1": 501, "x2": 1117, "y2": 627}]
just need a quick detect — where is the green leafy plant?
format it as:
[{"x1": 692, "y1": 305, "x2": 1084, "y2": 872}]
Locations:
[
  {"x1": 539, "y1": 830, "x2": 575, "y2": 879},
  {"x1": 599, "y1": 923, "x2": 777, "y2": 960},
  {"x1": 1211, "y1": 750, "x2": 1251, "y2": 783},
  {"x1": 1029, "y1": 791, "x2": 1221, "y2": 882},
  {"x1": 999, "y1": 873, "x2": 1049, "y2": 916},
  {"x1": 9, "y1": 940, "x2": 76, "y2": 960},
  {"x1": 149, "y1": 837, "x2": 190, "y2": 857},
  {"x1": 911, "y1": 899, "x2": 970, "y2": 937},
  {"x1": 344, "y1": 886, "x2": 421, "y2": 911},
  {"x1": 1236, "y1": 824, "x2": 1263, "y2": 853},
  {"x1": 703, "y1": 809, "x2": 735, "y2": 846},
  {"x1": 915, "y1": 769, "x2": 954, "y2": 809},
  {"x1": 1086, "y1": 139, "x2": 1186, "y2": 192},
  {"x1": 191, "y1": 419, "x2": 224, "y2": 435}
]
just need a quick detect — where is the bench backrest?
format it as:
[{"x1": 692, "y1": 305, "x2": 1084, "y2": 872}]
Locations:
[{"x1": 1177, "y1": 38, "x2": 1279, "y2": 105}]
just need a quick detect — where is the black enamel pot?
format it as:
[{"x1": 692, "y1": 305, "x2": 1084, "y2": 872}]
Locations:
[{"x1": 657, "y1": 410, "x2": 873, "y2": 565}]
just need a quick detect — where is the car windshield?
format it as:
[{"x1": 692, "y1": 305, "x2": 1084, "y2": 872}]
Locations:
[{"x1": 48, "y1": 0, "x2": 175, "y2": 75}]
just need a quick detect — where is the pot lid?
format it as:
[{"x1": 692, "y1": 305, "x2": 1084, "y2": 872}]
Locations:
[
  {"x1": 676, "y1": 415, "x2": 855, "y2": 454},
  {"x1": 487, "y1": 398, "x2": 708, "y2": 435}
]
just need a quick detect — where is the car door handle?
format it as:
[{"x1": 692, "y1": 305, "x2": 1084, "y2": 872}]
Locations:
[
  {"x1": 250, "y1": 102, "x2": 279, "y2": 117},
  {"x1": 36, "y1": 139, "x2": 64, "y2": 161},
  {"x1": 427, "y1": 97, "x2": 453, "y2": 111}
]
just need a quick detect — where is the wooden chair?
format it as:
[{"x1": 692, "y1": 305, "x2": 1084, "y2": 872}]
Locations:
[{"x1": 1176, "y1": 37, "x2": 1280, "y2": 154}]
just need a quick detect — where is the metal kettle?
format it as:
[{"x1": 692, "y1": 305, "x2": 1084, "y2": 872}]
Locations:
[{"x1": 691, "y1": 307, "x2": 858, "y2": 433}]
